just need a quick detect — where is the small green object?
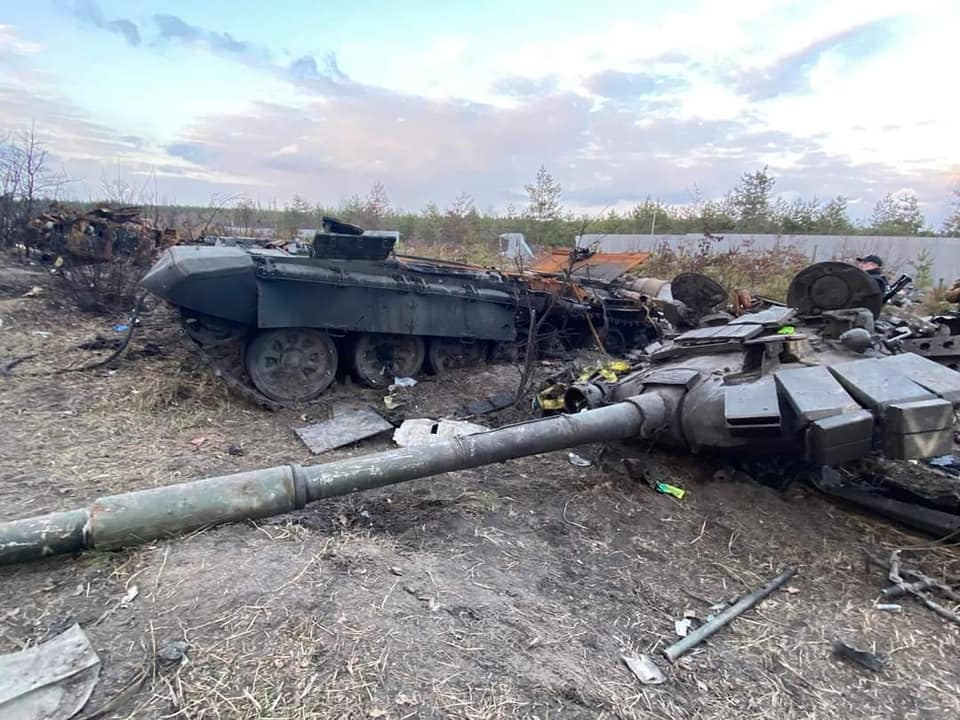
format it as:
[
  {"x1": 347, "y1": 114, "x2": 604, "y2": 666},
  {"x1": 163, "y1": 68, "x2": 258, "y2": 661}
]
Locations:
[
  {"x1": 656, "y1": 482, "x2": 686, "y2": 499},
  {"x1": 777, "y1": 325, "x2": 796, "y2": 335}
]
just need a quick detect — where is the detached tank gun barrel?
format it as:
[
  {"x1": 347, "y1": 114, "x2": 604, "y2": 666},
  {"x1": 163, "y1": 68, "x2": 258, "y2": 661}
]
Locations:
[{"x1": 0, "y1": 398, "x2": 665, "y2": 566}]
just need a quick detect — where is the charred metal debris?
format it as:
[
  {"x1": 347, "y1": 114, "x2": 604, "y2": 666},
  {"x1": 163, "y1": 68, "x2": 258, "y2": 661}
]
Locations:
[{"x1": 28, "y1": 204, "x2": 178, "y2": 266}]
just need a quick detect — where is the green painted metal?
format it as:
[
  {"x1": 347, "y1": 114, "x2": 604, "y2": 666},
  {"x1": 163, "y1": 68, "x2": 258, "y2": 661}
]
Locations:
[{"x1": 0, "y1": 399, "x2": 655, "y2": 565}]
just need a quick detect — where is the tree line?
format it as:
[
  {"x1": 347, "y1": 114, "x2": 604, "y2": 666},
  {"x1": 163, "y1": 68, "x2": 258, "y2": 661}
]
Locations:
[
  {"x1": 3, "y1": 120, "x2": 960, "y2": 257},
  {"x1": 256, "y1": 167, "x2": 960, "y2": 254}
]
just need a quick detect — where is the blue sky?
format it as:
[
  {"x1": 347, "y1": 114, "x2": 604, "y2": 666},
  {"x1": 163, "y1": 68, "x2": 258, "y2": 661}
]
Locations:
[{"x1": 0, "y1": 0, "x2": 957, "y2": 223}]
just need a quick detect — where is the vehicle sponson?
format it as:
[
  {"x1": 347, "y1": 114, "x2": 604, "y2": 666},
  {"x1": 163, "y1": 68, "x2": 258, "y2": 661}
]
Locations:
[
  {"x1": 253, "y1": 253, "x2": 518, "y2": 340},
  {"x1": 140, "y1": 245, "x2": 262, "y2": 325}
]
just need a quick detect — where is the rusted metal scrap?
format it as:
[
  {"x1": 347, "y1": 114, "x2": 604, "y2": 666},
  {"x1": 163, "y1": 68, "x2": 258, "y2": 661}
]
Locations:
[
  {"x1": 512, "y1": 247, "x2": 663, "y2": 356},
  {"x1": 28, "y1": 204, "x2": 178, "y2": 266}
]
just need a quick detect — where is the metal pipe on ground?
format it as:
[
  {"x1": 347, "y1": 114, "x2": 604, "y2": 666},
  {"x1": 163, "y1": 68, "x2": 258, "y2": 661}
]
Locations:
[
  {"x1": 662, "y1": 566, "x2": 797, "y2": 662},
  {"x1": 0, "y1": 397, "x2": 664, "y2": 566}
]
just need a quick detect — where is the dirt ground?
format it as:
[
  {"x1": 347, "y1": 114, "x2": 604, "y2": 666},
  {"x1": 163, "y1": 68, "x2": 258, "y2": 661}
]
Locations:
[{"x1": 1, "y1": 256, "x2": 959, "y2": 720}]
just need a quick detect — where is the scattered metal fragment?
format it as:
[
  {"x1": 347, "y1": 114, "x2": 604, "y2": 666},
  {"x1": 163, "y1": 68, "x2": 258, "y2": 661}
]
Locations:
[
  {"x1": 119, "y1": 585, "x2": 139, "y2": 607},
  {"x1": 621, "y1": 654, "x2": 666, "y2": 685},
  {"x1": 663, "y1": 567, "x2": 797, "y2": 662},
  {"x1": 875, "y1": 603, "x2": 902, "y2": 612},
  {"x1": 865, "y1": 550, "x2": 960, "y2": 625},
  {"x1": 156, "y1": 640, "x2": 188, "y2": 664},
  {"x1": 392, "y1": 418, "x2": 488, "y2": 447},
  {"x1": 832, "y1": 640, "x2": 888, "y2": 672},
  {"x1": 835, "y1": 490, "x2": 960, "y2": 536},
  {"x1": 456, "y1": 391, "x2": 515, "y2": 418},
  {"x1": 881, "y1": 579, "x2": 937, "y2": 598},
  {"x1": 812, "y1": 468, "x2": 960, "y2": 537},
  {"x1": 294, "y1": 408, "x2": 393, "y2": 454},
  {"x1": 0, "y1": 624, "x2": 101, "y2": 720},
  {"x1": 568, "y1": 452, "x2": 592, "y2": 467}
]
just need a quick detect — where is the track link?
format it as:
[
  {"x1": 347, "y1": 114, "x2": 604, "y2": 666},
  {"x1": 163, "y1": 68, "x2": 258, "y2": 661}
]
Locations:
[{"x1": 181, "y1": 318, "x2": 285, "y2": 411}]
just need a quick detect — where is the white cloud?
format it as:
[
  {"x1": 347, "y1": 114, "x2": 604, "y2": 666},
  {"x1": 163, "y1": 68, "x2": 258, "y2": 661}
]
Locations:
[
  {"x1": 2, "y1": 1, "x2": 957, "y2": 220},
  {"x1": 757, "y1": 8, "x2": 959, "y2": 173},
  {"x1": 0, "y1": 24, "x2": 44, "y2": 55}
]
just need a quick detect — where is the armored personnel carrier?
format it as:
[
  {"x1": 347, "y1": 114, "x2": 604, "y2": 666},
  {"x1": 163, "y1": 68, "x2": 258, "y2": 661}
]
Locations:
[{"x1": 141, "y1": 218, "x2": 659, "y2": 406}]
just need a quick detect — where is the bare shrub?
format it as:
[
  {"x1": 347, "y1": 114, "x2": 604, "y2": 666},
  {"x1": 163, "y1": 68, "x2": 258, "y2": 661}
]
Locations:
[
  {"x1": 56, "y1": 258, "x2": 145, "y2": 313},
  {"x1": 0, "y1": 124, "x2": 67, "y2": 253}
]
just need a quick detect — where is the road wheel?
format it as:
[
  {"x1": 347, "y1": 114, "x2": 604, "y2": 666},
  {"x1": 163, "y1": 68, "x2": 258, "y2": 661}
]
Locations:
[
  {"x1": 351, "y1": 333, "x2": 425, "y2": 388},
  {"x1": 245, "y1": 328, "x2": 337, "y2": 403},
  {"x1": 426, "y1": 338, "x2": 488, "y2": 374},
  {"x1": 602, "y1": 327, "x2": 626, "y2": 356}
]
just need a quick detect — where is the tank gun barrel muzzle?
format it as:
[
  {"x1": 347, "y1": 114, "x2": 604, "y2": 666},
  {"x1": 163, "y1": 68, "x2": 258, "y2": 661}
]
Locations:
[{"x1": 0, "y1": 398, "x2": 661, "y2": 566}]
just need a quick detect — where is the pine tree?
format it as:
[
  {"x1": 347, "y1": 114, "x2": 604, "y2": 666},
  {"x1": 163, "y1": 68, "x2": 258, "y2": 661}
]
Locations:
[
  {"x1": 729, "y1": 167, "x2": 776, "y2": 232},
  {"x1": 523, "y1": 165, "x2": 563, "y2": 245},
  {"x1": 869, "y1": 190, "x2": 924, "y2": 235},
  {"x1": 815, "y1": 196, "x2": 853, "y2": 234},
  {"x1": 281, "y1": 194, "x2": 312, "y2": 236},
  {"x1": 942, "y1": 187, "x2": 960, "y2": 237},
  {"x1": 524, "y1": 165, "x2": 562, "y2": 222},
  {"x1": 361, "y1": 181, "x2": 391, "y2": 229}
]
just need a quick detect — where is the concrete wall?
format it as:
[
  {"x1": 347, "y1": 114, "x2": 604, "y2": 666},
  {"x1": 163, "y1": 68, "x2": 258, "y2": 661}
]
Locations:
[{"x1": 576, "y1": 233, "x2": 960, "y2": 284}]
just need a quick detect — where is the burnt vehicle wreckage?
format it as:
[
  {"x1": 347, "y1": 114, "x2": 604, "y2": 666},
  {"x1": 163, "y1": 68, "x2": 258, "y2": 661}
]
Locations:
[
  {"x1": 139, "y1": 217, "x2": 660, "y2": 407},
  {"x1": 3, "y1": 237, "x2": 960, "y2": 564}
]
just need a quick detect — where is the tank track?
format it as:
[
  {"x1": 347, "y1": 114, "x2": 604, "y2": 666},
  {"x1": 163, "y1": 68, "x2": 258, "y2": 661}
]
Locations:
[
  {"x1": 181, "y1": 314, "x2": 520, "y2": 409},
  {"x1": 181, "y1": 311, "x2": 658, "y2": 409},
  {"x1": 180, "y1": 318, "x2": 285, "y2": 411}
]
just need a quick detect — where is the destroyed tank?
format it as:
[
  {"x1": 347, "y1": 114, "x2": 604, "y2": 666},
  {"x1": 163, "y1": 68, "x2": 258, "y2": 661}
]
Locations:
[
  {"x1": 141, "y1": 218, "x2": 659, "y2": 407},
  {"x1": 141, "y1": 217, "x2": 526, "y2": 406},
  {"x1": 561, "y1": 261, "x2": 959, "y2": 466},
  {"x1": 4, "y1": 261, "x2": 959, "y2": 565}
]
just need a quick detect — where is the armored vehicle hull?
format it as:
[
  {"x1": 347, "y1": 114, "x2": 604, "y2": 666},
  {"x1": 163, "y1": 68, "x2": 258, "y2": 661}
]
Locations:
[
  {"x1": 142, "y1": 236, "x2": 522, "y2": 405},
  {"x1": 142, "y1": 221, "x2": 661, "y2": 407}
]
